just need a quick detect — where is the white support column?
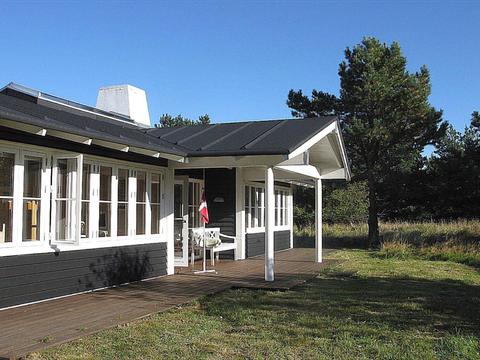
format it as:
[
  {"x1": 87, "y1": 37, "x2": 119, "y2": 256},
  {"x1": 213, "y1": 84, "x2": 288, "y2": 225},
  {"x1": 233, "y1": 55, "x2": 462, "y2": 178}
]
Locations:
[
  {"x1": 315, "y1": 178, "x2": 323, "y2": 263},
  {"x1": 164, "y1": 168, "x2": 175, "y2": 275},
  {"x1": 265, "y1": 166, "x2": 275, "y2": 281},
  {"x1": 235, "y1": 167, "x2": 246, "y2": 260}
]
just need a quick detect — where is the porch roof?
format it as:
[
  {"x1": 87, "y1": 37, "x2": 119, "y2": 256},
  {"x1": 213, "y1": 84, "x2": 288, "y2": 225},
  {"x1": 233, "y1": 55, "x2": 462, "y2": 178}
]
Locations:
[{"x1": 147, "y1": 116, "x2": 337, "y2": 157}]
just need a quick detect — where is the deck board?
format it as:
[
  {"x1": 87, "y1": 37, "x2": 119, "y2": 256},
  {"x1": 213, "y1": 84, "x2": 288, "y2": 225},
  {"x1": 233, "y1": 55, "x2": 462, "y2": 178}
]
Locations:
[{"x1": 0, "y1": 248, "x2": 333, "y2": 359}]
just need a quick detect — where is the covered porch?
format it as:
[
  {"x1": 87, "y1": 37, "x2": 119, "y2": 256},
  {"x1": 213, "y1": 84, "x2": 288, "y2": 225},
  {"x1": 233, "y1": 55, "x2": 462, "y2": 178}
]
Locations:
[
  {"x1": 167, "y1": 117, "x2": 350, "y2": 281},
  {"x1": 0, "y1": 248, "x2": 334, "y2": 359}
]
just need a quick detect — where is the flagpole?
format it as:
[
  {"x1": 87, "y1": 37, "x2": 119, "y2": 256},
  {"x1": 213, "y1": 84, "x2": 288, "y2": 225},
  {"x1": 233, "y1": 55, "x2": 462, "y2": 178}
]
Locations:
[{"x1": 194, "y1": 168, "x2": 216, "y2": 275}]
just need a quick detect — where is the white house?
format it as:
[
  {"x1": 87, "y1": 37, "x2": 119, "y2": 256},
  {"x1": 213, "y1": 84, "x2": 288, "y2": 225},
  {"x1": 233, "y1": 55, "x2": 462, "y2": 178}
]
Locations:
[{"x1": 0, "y1": 83, "x2": 350, "y2": 309}]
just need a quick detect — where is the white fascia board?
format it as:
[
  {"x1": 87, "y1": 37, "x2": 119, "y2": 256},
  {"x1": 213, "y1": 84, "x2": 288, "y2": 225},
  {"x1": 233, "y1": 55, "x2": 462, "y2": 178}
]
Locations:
[
  {"x1": 46, "y1": 129, "x2": 93, "y2": 145},
  {"x1": 92, "y1": 139, "x2": 130, "y2": 152},
  {"x1": 0, "y1": 118, "x2": 46, "y2": 136},
  {"x1": 174, "y1": 154, "x2": 287, "y2": 169},
  {"x1": 320, "y1": 168, "x2": 348, "y2": 179},
  {"x1": 287, "y1": 121, "x2": 337, "y2": 160},
  {"x1": 274, "y1": 165, "x2": 321, "y2": 180}
]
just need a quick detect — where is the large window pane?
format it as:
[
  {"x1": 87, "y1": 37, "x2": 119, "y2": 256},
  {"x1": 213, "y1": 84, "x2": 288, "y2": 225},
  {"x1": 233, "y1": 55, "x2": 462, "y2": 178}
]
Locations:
[
  {"x1": 81, "y1": 164, "x2": 91, "y2": 238},
  {"x1": 151, "y1": 174, "x2": 161, "y2": 235},
  {"x1": 136, "y1": 171, "x2": 146, "y2": 202},
  {"x1": 23, "y1": 156, "x2": 42, "y2": 241},
  {"x1": 23, "y1": 200, "x2": 41, "y2": 241},
  {"x1": 0, "y1": 152, "x2": 14, "y2": 196},
  {"x1": 99, "y1": 202, "x2": 111, "y2": 237},
  {"x1": 0, "y1": 152, "x2": 14, "y2": 243},
  {"x1": 55, "y1": 158, "x2": 77, "y2": 241},
  {"x1": 136, "y1": 203, "x2": 145, "y2": 235},
  {"x1": 100, "y1": 166, "x2": 112, "y2": 201},
  {"x1": 0, "y1": 199, "x2": 13, "y2": 243},
  {"x1": 118, "y1": 169, "x2": 128, "y2": 202},
  {"x1": 136, "y1": 171, "x2": 146, "y2": 235},
  {"x1": 24, "y1": 157, "x2": 42, "y2": 198},
  {"x1": 117, "y1": 169, "x2": 128, "y2": 236},
  {"x1": 99, "y1": 166, "x2": 112, "y2": 237}
]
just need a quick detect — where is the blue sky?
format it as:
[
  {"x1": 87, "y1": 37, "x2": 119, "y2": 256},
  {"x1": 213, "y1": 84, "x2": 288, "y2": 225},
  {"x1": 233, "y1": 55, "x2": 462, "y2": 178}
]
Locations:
[{"x1": 0, "y1": 1, "x2": 478, "y2": 131}]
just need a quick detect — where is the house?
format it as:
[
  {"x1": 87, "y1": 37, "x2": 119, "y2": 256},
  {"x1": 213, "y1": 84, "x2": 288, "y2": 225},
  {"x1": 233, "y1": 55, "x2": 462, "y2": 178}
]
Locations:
[{"x1": 0, "y1": 83, "x2": 350, "y2": 310}]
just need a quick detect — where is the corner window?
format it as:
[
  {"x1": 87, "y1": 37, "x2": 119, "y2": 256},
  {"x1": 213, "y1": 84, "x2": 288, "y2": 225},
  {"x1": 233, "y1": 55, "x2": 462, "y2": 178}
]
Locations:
[
  {"x1": 23, "y1": 156, "x2": 43, "y2": 241},
  {"x1": 150, "y1": 174, "x2": 161, "y2": 235},
  {"x1": 0, "y1": 152, "x2": 14, "y2": 243}
]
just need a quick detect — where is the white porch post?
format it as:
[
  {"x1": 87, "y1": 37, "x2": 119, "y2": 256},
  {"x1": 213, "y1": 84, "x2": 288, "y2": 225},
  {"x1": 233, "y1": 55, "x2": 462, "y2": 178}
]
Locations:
[
  {"x1": 235, "y1": 167, "x2": 246, "y2": 260},
  {"x1": 265, "y1": 166, "x2": 275, "y2": 281},
  {"x1": 315, "y1": 178, "x2": 323, "y2": 263}
]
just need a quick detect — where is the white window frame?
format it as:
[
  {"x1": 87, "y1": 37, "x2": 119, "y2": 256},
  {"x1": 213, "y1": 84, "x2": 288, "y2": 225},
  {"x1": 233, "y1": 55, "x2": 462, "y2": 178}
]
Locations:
[
  {"x1": 0, "y1": 139, "x2": 167, "y2": 257},
  {"x1": 51, "y1": 154, "x2": 83, "y2": 245},
  {"x1": 150, "y1": 172, "x2": 163, "y2": 235},
  {"x1": 245, "y1": 182, "x2": 291, "y2": 234},
  {"x1": 20, "y1": 150, "x2": 50, "y2": 245},
  {"x1": 0, "y1": 147, "x2": 19, "y2": 247}
]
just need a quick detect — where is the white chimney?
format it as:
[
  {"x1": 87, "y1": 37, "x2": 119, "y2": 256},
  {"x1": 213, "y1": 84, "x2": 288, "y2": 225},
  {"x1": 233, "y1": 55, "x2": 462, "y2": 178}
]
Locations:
[{"x1": 96, "y1": 84, "x2": 151, "y2": 127}]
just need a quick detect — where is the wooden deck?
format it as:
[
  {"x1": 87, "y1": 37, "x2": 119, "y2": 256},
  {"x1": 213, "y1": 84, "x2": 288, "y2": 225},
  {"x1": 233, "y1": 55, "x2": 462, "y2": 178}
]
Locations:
[{"x1": 0, "y1": 248, "x2": 333, "y2": 359}]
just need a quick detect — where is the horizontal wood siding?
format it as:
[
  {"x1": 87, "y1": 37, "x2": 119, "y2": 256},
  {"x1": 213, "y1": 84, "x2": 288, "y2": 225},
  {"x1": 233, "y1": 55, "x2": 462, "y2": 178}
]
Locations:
[
  {"x1": 246, "y1": 230, "x2": 292, "y2": 258},
  {"x1": 0, "y1": 243, "x2": 167, "y2": 309}
]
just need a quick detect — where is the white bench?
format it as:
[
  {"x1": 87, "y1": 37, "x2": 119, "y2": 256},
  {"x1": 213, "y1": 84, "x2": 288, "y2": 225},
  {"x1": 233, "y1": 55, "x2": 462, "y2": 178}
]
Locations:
[{"x1": 191, "y1": 227, "x2": 237, "y2": 266}]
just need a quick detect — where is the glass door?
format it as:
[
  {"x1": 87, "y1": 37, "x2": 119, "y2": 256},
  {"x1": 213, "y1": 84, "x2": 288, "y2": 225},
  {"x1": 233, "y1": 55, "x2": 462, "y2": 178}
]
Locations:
[{"x1": 174, "y1": 177, "x2": 189, "y2": 266}]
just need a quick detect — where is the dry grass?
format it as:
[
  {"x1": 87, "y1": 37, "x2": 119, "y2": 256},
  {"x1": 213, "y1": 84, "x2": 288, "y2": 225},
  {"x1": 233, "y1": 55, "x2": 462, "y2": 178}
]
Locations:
[{"x1": 295, "y1": 220, "x2": 480, "y2": 267}]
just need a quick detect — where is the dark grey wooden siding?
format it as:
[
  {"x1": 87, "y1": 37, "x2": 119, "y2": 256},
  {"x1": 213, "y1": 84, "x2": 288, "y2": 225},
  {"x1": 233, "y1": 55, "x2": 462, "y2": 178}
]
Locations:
[
  {"x1": 246, "y1": 230, "x2": 291, "y2": 258},
  {"x1": 0, "y1": 242, "x2": 167, "y2": 309}
]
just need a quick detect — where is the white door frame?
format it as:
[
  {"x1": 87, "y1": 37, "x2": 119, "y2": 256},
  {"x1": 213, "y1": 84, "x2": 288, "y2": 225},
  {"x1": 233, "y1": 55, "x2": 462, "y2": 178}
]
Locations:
[{"x1": 174, "y1": 176, "x2": 189, "y2": 267}]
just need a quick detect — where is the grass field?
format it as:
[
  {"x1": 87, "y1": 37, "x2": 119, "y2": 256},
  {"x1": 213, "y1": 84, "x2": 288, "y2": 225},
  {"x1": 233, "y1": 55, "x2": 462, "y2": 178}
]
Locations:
[
  {"x1": 29, "y1": 248, "x2": 480, "y2": 360},
  {"x1": 296, "y1": 220, "x2": 480, "y2": 268}
]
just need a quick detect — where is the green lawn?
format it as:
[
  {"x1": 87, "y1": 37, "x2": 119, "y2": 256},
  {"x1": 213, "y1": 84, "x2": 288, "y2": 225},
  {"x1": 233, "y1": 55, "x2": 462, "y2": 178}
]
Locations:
[{"x1": 30, "y1": 250, "x2": 480, "y2": 360}]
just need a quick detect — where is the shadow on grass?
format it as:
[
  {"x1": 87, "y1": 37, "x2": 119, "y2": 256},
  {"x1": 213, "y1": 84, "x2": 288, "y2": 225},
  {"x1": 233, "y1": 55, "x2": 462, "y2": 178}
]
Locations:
[{"x1": 200, "y1": 272, "x2": 480, "y2": 338}]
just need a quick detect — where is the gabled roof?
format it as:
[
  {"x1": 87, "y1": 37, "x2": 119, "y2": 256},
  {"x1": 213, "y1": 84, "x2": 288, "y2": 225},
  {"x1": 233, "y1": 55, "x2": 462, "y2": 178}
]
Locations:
[{"x1": 147, "y1": 116, "x2": 337, "y2": 157}]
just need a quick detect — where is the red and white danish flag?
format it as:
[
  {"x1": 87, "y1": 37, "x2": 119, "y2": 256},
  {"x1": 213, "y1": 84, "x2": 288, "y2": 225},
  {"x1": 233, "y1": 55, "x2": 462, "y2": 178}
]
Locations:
[{"x1": 199, "y1": 191, "x2": 209, "y2": 224}]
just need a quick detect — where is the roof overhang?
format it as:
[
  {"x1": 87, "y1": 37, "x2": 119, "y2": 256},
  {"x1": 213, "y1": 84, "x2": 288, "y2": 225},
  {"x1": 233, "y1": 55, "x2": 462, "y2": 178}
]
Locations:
[
  {"x1": 176, "y1": 119, "x2": 351, "y2": 181},
  {"x1": 0, "y1": 116, "x2": 185, "y2": 163}
]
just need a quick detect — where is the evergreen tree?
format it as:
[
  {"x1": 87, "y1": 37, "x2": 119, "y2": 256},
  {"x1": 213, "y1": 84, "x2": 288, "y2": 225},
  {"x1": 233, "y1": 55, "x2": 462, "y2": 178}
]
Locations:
[{"x1": 287, "y1": 38, "x2": 446, "y2": 245}]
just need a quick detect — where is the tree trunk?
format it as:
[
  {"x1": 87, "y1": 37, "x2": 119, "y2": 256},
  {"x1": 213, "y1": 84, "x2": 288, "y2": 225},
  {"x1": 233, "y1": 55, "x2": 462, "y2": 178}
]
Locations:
[{"x1": 367, "y1": 173, "x2": 380, "y2": 248}]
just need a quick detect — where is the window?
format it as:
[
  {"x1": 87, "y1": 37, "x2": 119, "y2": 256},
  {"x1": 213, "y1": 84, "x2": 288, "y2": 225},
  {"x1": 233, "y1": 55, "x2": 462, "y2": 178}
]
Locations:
[
  {"x1": 81, "y1": 163, "x2": 91, "y2": 238},
  {"x1": 150, "y1": 174, "x2": 162, "y2": 234},
  {"x1": 0, "y1": 152, "x2": 14, "y2": 243},
  {"x1": 245, "y1": 185, "x2": 264, "y2": 230},
  {"x1": 188, "y1": 181, "x2": 202, "y2": 228},
  {"x1": 23, "y1": 156, "x2": 42, "y2": 241},
  {"x1": 136, "y1": 171, "x2": 146, "y2": 235},
  {"x1": 117, "y1": 168, "x2": 128, "y2": 237},
  {"x1": 99, "y1": 166, "x2": 112, "y2": 237},
  {"x1": 55, "y1": 158, "x2": 78, "y2": 241},
  {"x1": 245, "y1": 184, "x2": 289, "y2": 231}
]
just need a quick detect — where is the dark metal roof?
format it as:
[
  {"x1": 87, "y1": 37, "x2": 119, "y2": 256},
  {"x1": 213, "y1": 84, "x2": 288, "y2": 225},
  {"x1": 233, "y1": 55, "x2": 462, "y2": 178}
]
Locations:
[
  {"x1": 0, "y1": 91, "x2": 187, "y2": 157},
  {"x1": 0, "y1": 82, "x2": 341, "y2": 160},
  {"x1": 147, "y1": 116, "x2": 337, "y2": 157}
]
